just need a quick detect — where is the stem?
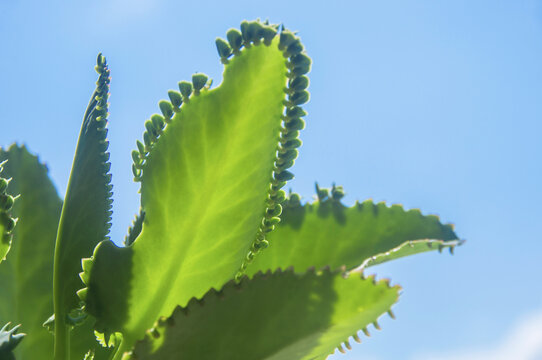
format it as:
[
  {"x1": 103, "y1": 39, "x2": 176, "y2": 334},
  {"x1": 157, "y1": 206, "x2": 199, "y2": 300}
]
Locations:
[
  {"x1": 112, "y1": 338, "x2": 128, "y2": 360},
  {"x1": 53, "y1": 217, "x2": 70, "y2": 360},
  {"x1": 54, "y1": 318, "x2": 70, "y2": 360}
]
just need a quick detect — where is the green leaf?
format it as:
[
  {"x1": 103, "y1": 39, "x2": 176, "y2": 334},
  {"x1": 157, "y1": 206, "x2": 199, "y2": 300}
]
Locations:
[
  {"x1": 81, "y1": 21, "x2": 310, "y2": 353},
  {"x1": 53, "y1": 54, "x2": 112, "y2": 354},
  {"x1": 0, "y1": 145, "x2": 111, "y2": 360},
  {"x1": 248, "y1": 190, "x2": 460, "y2": 276},
  {"x1": 0, "y1": 221, "x2": 9, "y2": 263},
  {"x1": 128, "y1": 269, "x2": 399, "y2": 360},
  {"x1": 43, "y1": 313, "x2": 115, "y2": 360},
  {"x1": 0, "y1": 323, "x2": 25, "y2": 360},
  {"x1": 123, "y1": 211, "x2": 144, "y2": 247},
  {"x1": 0, "y1": 159, "x2": 16, "y2": 263},
  {"x1": 0, "y1": 145, "x2": 61, "y2": 359},
  {"x1": 0, "y1": 224, "x2": 12, "y2": 264},
  {"x1": 73, "y1": 319, "x2": 115, "y2": 360}
]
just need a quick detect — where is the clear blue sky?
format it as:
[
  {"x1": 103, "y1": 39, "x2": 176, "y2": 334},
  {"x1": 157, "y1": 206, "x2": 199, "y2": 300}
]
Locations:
[{"x1": 1, "y1": 1, "x2": 541, "y2": 359}]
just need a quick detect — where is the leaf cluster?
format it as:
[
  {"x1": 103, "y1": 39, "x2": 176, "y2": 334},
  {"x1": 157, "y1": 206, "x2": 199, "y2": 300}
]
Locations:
[{"x1": 0, "y1": 20, "x2": 462, "y2": 360}]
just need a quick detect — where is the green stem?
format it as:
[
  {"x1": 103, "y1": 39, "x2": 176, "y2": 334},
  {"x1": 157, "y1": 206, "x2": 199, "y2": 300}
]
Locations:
[
  {"x1": 112, "y1": 339, "x2": 128, "y2": 360},
  {"x1": 54, "y1": 318, "x2": 70, "y2": 360},
  {"x1": 53, "y1": 220, "x2": 70, "y2": 360}
]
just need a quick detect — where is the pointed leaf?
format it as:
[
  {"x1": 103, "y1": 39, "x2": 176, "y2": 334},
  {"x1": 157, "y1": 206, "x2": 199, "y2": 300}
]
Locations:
[
  {"x1": 81, "y1": 21, "x2": 310, "y2": 352},
  {"x1": 248, "y1": 195, "x2": 459, "y2": 276},
  {"x1": 128, "y1": 269, "x2": 399, "y2": 360},
  {"x1": 53, "y1": 54, "x2": 113, "y2": 326}
]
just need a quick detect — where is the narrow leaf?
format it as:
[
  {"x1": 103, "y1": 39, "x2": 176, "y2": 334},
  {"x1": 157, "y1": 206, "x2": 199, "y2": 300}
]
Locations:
[
  {"x1": 128, "y1": 269, "x2": 399, "y2": 360},
  {"x1": 53, "y1": 54, "x2": 112, "y2": 356}
]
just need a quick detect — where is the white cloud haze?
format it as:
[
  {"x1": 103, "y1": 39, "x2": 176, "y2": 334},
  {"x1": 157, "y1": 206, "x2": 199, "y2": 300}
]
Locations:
[{"x1": 415, "y1": 308, "x2": 542, "y2": 360}]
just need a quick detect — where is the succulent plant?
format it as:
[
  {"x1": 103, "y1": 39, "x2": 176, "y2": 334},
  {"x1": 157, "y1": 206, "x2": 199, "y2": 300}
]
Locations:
[{"x1": 0, "y1": 19, "x2": 462, "y2": 360}]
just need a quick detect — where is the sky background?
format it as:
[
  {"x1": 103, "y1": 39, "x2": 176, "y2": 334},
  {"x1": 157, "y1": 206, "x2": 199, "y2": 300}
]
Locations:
[{"x1": 1, "y1": 1, "x2": 542, "y2": 359}]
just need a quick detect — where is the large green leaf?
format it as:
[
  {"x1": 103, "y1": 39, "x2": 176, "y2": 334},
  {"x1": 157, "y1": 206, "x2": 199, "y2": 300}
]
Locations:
[
  {"x1": 80, "y1": 21, "x2": 311, "y2": 354},
  {"x1": 248, "y1": 187, "x2": 460, "y2": 276},
  {"x1": 53, "y1": 54, "x2": 113, "y2": 356},
  {"x1": 0, "y1": 145, "x2": 111, "y2": 360},
  {"x1": 127, "y1": 269, "x2": 399, "y2": 360},
  {"x1": 0, "y1": 145, "x2": 62, "y2": 359}
]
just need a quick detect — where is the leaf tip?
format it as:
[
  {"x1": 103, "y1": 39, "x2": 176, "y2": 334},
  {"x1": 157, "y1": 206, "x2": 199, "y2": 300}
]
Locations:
[{"x1": 388, "y1": 309, "x2": 396, "y2": 320}]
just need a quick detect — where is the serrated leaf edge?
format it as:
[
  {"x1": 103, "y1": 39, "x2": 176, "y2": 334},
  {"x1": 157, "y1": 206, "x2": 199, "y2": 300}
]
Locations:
[
  {"x1": 123, "y1": 210, "x2": 145, "y2": 246},
  {"x1": 234, "y1": 21, "x2": 312, "y2": 279},
  {"x1": 0, "y1": 157, "x2": 18, "y2": 262},
  {"x1": 327, "y1": 272, "x2": 399, "y2": 358},
  {"x1": 282, "y1": 184, "x2": 459, "y2": 235},
  {"x1": 124, "y1": 267, "x2": 400, "y2": 359},
  {"x1": 89, "y1": 53, "x2": 114, "y2": 240}
]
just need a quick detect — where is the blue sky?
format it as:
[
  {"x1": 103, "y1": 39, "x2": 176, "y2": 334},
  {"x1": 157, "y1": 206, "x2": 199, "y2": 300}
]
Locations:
[{"x1": 1, "y1": 1, "x2": 541, "y2": 359}]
